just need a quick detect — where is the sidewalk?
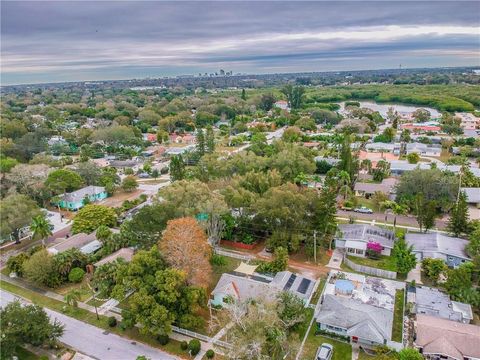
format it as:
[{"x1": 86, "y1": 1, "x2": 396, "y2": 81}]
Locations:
[
  {"x1": 326, "y1": 248, "x2": 343, "y2": 269},
  {"x1": 406, "y1": 263, "x2": 423, "y2": 284}
]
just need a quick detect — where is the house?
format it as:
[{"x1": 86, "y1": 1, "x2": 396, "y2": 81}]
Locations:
[
  {"x1": 165, "y1": 145, "x2": 195, "y2": 156},
  {"x1": 365, "y1": 142, "x2": 399, "y2": 154},
  {"x1": 143, "y1": 133, "x2": 157, "y2": 142},
  {"x1": 210, "y1": 270, "x2": 316, "y2": 307},
  {"x1": 315, "y1": 271, "x2": 405, "y2": 348},
  {"x1": 354, "y1": 178, "x2": 397, "y2": 199},
  {"x1": 335, "y1": 224, "x2": 396, "y2": 257},
  {"x1": 56, "y1": 186, "x2": 108, "y2": 211},
  {"x1": 455, "y1": 112, "x2": 479, "y2": 131},
  {"x1": 109, "y1": 159, "x2": 142, "y2": 172},
  {"x1": 414, "y1": 314, "x2": 480, "y2": 360},
  {"x1": 387, "y1": 160, "x2": 480, "y2": 177},
  {"x1": 400, "y1": 122, "x2": 441, "y2": 133},
  {"x1": 407, "y1": 286, "x2": 473, "y2": 323},
  {"x1": 274, "y1": 100, "x2": 289, "y2": 111},
  {"x1": 94, "y1": 248, "x2": 134, "y2": 267},
  {"x1": 405, "y1": 232, "x2": 470, "y2": 268},
  {"x1": 48, "y1": 231, "x2": 101, "y2": 255},
  {"x1": 48, "y1": 135, "x2": 68, "y2": 147},
  {"x1": 462, "y1": 187, "x2": 480, "y2": 208},
  {"x1": 405, "y1": 142, "x2": 442, "y2": 157}
]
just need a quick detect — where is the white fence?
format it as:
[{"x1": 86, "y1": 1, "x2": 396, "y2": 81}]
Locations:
[
  {"x1": 171, "y1": 326, "x2": 232, "y2": 349},
  {"x1": 214, "y1": 247, "x2": 254, "y2": 262},
  {"x1": 344, "y1": 256, "x2": 397, "y2": 279}
]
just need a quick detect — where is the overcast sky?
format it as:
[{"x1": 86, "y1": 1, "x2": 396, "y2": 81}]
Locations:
[{"x1": 1, "y1": 1, "x2": 479, "y2": 85}]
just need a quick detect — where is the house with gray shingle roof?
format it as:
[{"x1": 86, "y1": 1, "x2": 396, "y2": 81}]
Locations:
[
  {"x1": 210, "y1": 270, "x2": 316, "y2": 307},
  {"x1": 405, "y1": 232, "x2": 470, "y2": 268},
  {"x1": 315, "y1": 270, "x2": 405, "y2": 348}
]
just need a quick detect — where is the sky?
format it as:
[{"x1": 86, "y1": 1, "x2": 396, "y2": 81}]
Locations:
[{"x1": 1, "y1": 1, "x2": 480, "y2": 85}]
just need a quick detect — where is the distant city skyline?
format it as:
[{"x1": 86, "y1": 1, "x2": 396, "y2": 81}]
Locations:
[{"x1": 1, "y1": 1, "x2": 479, "y2": 85}]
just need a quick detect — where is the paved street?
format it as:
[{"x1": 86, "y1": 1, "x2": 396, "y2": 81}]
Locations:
[
  {"x1": 1, "y1": 289, "x2": 178, "y2": 360},
  {"x1": 336, "y1": 210, "x2": 448, "y2": 230}
]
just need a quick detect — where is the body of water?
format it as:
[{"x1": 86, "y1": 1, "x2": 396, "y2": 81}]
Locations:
[{"x1": 338, "y1": 101, "x2": 441, "y2": 118}]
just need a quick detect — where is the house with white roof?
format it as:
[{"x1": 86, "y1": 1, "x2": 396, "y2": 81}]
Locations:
[
  {"x1": 335, "y1": 224, "x2": 396, "y2": 257},
  {"x1": 405, "y1": 142, "x2": 442, "y2": 157}
]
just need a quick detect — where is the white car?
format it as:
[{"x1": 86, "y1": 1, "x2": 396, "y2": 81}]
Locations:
[
  {"x1": 354, "y1": 206, "x2": 373, "y2": 214},
  {"x1": 316, "y1": 343, "x2": 333, "y2": 360}
]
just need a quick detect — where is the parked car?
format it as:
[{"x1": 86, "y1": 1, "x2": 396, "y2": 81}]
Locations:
[
  {"x1": 354, "y1": 206, "x2": 373, "y2": 214},
  {"x1": 137, "y1": 172, "x2": 150, "y2": 178},
  {"x1": 316, "y1": 343, "x2": 333, "y2": 360}
]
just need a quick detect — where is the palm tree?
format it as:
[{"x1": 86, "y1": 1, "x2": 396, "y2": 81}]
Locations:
[
  {"x1": 391, "y1": 202, "x2": 408, "y2": 232},
  {"x1": 30, "y1": 215, "x2": 52, "y2": 246},
  {"x1": 64, "y1": 289, "x2": 81, "y2": 307},
  {"x1": 338, "y1": 171, "x2": 351, "y2": 200}
]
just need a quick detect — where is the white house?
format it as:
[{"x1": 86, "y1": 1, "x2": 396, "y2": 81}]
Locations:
[{"x1": 335, "y1": 224, "x2": 396, "y2": 257}]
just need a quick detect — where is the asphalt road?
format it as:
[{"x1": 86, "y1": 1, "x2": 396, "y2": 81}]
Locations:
[
  {"x1": 0, "y1": 289, "x2": 178, "y2": 360},
  {"x1": 336, "y1": 210, "x2": 448, "y2": 230}
]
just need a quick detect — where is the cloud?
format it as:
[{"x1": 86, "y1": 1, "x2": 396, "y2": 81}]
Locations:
[{"x1": 1, "y1": 1, "x2": 479, "y2": 84}]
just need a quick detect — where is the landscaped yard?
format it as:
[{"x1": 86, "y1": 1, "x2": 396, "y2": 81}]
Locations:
[
  {"x1": 391, "y1": 289, "x2": 405, "y2": 342},
  {"x1": 300, "y1": 325, "x2": 352, "y2": 360},
  {"x1": 309, "y1": 278, "x2": 326, "y2": 305},
  {"x1": 210, "y1": 256, "x2": 241, "y2": 291},
  {"x1": 54, "y1": 280, "x2": 93, "y2": 302},
  {"x1": 13, "y1": 346, "x2": 39, "y2": 360},
  {"x1": 0, "y1": 280, "x2": 188, "y2": 358},
  {"x1": 346, "y1": 254, "x2": 397, "y2": 272}
]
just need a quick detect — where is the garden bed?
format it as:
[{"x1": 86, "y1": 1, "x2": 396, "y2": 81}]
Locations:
[
  {"x1": 346, "y1": 255, "x2": 397, "y2": 272},
  {"x1": 220, "y1": 240, "x2": 256, "y2": 250}
]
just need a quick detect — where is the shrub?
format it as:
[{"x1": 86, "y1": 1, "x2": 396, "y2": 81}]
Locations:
[
  {"x1": 108, "y1": 316, "x2": 117, "y2": 327},
  {"x1": 210, "y1": 254, "x2": 227, "y2": 266},
  {"x1": 188, "y1": 339, "x2": 201, "y2": 355},
  {"x1": 241, "y1": 234, "x2": 254, "y2": 245},
  {"x1": 206, "y1": 349, "x2": 215, "y2": 359},
  {"x1": 68, "y1": 267, "x2": 85, "y2": 283},
  {"x1": 6, "y1": 253, "x2": 29, "y2": 276},
  {"x1": 157, "y1": 334, "x2": 169, "y2": 345},
  {"x1": 180, "y1": 341, "x2": 188, "y2": 350}
]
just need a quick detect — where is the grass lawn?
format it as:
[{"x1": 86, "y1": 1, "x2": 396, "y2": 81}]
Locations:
[
  {"x1": 14, "y1": 347, "x2": 39, "y2": 360},
  {"x1": 210, "y1": 256, "x2": 241, "y2": 292},
  {"x1": 357, "y1": 349, "x2": 398, "y2": 360},
  {"x1": 54, "y1": 280, "x2": 93, "y2": 302},
  {"x1": 86, "y1": 298, "x2": 106, "y2": 308},
  {"x1": 346, "y1": 255, "x2": 397, "y2": 272},
  {"x1": 310, "y1": 278, "x2": 326, "y2": 305},
  {"x1": 300, "y1": 324, "x2": 352, "y2": 360},
  {"x1": 291, "y1": 307, "x2": 315, "y2": 341},
  {"x1": 391, "y1": 289, "x2": 405, "y2": 342},
  {"x1": 0, "y1": 280, "x2": 188, "y2": 358}
]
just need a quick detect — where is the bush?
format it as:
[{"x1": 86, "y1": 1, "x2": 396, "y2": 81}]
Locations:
[
  {"x1": 210, "y1": 254, "x2": 227, "y2": 266},
  {"x1": 206, "y1": 349, "x2": 215, "y2": 359},
  {"x1": 6, "y1": 253, "x2": 29, "y2": 276},
  {"x1": 180, "y1": 341, "x2": 188, "y2": 350},
  {"x1": 188, "y1": 339, "x2": 201, "y2": 355},
  {"x1": 68, "y1": 267, "x2": 85, "y2": 283},
  {"x1": 157, "y1": 334, "x2": 169, "y2": 345},
  {"x1": 108, "y1": 316, "x2": 117, "y2": 327}
]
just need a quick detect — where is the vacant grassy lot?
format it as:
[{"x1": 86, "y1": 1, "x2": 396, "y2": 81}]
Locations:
[{"x1": 392, "y1": 289, "x2": 405, "y2": 342}]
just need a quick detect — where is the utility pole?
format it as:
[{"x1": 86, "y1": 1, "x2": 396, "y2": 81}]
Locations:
[{"x1": 313, "y1": 230, "x2": 317, "y2": 263}]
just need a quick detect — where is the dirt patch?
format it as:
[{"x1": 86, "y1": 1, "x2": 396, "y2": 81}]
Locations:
[{"x1": 98, "y1": 190, "x2": 144, "y2": 208}]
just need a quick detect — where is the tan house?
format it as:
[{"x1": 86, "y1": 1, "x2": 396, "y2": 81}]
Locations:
[{"x1": 415, "y1": 314, "x2": 480, "y2": 360}]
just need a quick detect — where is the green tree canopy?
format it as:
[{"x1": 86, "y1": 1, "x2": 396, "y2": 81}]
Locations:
[{"x1": 72, "y1": 204, "x2": 117, "y2": 234}]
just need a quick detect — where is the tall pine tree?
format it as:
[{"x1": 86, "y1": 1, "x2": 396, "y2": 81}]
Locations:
[
  {"x1": 206, "y1": 126, "x2": 215, "y2": 153},
  {"x1": 448, "y1": 191, "x2": 469, "y2": 237},
  {"x1": 241, "y1": 88, "x2": 247, "y2": 100},
  {"x1": 169, "y1": 155, "x2": 185, "y2": 181},
  {"x1": 196, "y1": 128, "x2": 206, "y2": 156}
]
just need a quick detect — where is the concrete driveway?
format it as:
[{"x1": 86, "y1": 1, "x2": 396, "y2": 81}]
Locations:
[{"x1": 1, "y1": 289, "x2": 178, "y2": 360}]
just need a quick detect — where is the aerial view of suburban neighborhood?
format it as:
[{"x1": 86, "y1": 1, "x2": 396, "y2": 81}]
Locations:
[{"x1": 0, "y1": 1, "x2": 479, "y2": 360}]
